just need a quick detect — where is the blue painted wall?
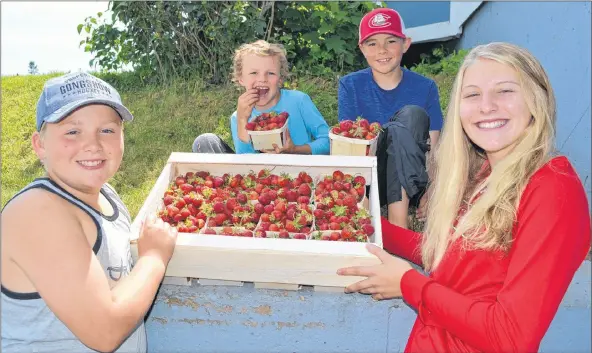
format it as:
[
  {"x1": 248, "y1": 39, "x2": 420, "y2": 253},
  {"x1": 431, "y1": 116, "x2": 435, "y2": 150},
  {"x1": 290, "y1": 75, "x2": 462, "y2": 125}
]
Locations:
[
  {"x1": 145, "y1": 262, "x2": 591, "y2": 352},
  {"x1": 456, "y1": 1, "x2": 592, "y2": 203},
  {"x1": 386, "y1": 1, "x2": 450, "y2": 28}
]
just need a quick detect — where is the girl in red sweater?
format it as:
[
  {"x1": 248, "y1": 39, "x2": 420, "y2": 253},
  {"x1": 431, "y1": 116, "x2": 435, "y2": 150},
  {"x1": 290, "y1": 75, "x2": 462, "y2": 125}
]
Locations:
[{"x1": 338, "y1": 42, "x2": 591, "y2": 353}]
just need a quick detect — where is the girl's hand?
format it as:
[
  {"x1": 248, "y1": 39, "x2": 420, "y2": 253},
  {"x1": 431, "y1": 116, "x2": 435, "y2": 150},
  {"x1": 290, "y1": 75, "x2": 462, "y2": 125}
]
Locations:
[{"x1": 337, "y1": 244, "x2": 413, "y2": 300}]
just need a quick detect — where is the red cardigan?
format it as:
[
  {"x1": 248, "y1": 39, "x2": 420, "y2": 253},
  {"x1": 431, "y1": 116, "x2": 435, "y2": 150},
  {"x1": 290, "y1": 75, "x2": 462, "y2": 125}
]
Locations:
[{"x1": 382, "y1": 156, "x2": 591, "y2": 353}]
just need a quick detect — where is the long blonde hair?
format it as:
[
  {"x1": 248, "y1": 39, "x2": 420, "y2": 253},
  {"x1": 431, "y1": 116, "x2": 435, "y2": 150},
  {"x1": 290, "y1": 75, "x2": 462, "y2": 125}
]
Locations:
[
  {"x1": 231, "y1": 40, "x2": 290, "y2": 85},
  {"x1": 422, "y1": 42, "x2": 557, "y2": 271}
]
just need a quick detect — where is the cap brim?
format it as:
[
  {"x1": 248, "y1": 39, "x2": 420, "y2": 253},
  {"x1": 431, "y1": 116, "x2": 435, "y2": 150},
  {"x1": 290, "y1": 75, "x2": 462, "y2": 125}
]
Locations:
[
  {"x1": 359, "y1": 30, "x2": 406, "y2": 44},
  {"x1": 41, "y1": 98, "x2": 133, "y2": 129}
]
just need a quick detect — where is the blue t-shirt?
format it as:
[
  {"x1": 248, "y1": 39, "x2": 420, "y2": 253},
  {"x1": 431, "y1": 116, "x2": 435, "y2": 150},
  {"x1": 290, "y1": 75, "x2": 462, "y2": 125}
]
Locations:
[
  {"x1": 338, "y1": 67, "x2": 443, "y2": 130},
  {"x1": 231, "y1": 89, "x2": 330, "y2": 155}
]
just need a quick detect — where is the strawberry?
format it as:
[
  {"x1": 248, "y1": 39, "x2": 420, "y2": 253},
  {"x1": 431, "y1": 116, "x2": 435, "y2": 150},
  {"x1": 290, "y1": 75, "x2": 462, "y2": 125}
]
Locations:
[
  {"x1": 329, "y1": 222, "x2": 341, "y2": 230},
  {"x1": 261, "y1": 203, "x2": 273, "y2": 214},
  {"x1": 357, "y1": 117, "x2": 370, "y2": 129},
  {"x1": 163, "y1": 195, "x2": 174, "y2": 206},
  {"x1": 271, "y1": 210, "x2": 283, "y2": 222},
  {"x1": 298, "y1": 183, "x2": 311, "y2": 196},
  {"x1": 258, "y1": 194, "x2": 271, "y2": 206},
  {"x1": 214, "y1": 213, "x2": 227, "y2": 225},
  {"x1": 254, "y1": 203, "x2": 265, "y2": 214},
  {"x1": 174, "y1": 198, "x2": 186, "y2": 209},
  {"x1": 330, "y1": 232, "x2": 340, "y2": 241},
  {"x1": 180, "y1": 183, "x2": 194, "y2": 194},
  {"x1": 297, "y1": 196, "x2": 310, "y2": 204},
  {"x1": 362, "y1": 223, "x2": 374, "y2": 236},
  {"x1": 255, "y1": 230, "x2": 267, "y2": 238},
  {"x1": 246, "y1": 122, "x2": 256, "y2": 130},
  {"x1": 293, "y1": 233, "x2": 306, "y2": 240},
  {"x1": 278, "y1": 231, "x2": 290, "y2": 239},
  {"x1": 286, "y1": 190, "x2": 299, "y2": 202},
  {"x1": 226, "y1": 198, "x2": 238, "y2": 212},
  {"x1": 180, "y1": 208, "x2": 191, "y2": 219},
  {"x1": 353, "y1": 175, "x2": 366, "y2": 186},
  {"x1": 212, "y1": 202, "x2": 225, "y2": 214},
  {"x1": 166, "y1": 205, "x2": 180, "y2": 217},
  {"x1": 237, "y1": 193, "x2": 248, "y2": 204},
  {"x1": 313, "y1": 209, "x2": 325, "y2": 219},
  {"x1": 203, "y1": 228, "x2": 217, "y2": 235},
  {"x1": 339, "y1": 120, "x2": 353, "y2": 132},
  {"x1": 343, "y1": 195, "x2": 357, "y2": 208},
  {"x1": 175, "y1": 176, "x2": 186, "y2": 186},
  {"x1": 332, "y1": 170, "x2": 344, "y2": 181},
  {"x1": 369, "y1": 122, "x2": 382, "y2": 133}
]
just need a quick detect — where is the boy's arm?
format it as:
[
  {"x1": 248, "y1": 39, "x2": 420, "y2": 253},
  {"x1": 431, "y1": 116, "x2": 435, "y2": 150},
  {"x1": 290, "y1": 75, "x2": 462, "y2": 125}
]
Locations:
[
  {"x1": 338, "y1": 79, "x2": 356, "y2": 122},
  {"x1": 230, "y1": 113, "x2": 256, "y2": 154},
  {"x1": 300, "y1": 93, "x2": 330, "y2": 155},
  {"x1": 3, "y1": 190, "x2": 166, "y2": 352},
  {"x1": 426, "y1": 81, "x2": 444, "y2": 136}
]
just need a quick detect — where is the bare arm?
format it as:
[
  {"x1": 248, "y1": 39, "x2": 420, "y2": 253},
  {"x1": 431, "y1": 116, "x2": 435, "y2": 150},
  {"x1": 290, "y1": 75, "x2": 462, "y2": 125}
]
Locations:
[
  {"x1": 3, "y1": 190, "x2": 175, "y2": 352},
  {"x1": 427, "y1": 130, "x2": 440, "y2": 177}
]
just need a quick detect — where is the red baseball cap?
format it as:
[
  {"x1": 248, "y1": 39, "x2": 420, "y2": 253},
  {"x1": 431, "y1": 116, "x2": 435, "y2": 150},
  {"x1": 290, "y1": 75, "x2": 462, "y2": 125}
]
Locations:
[{"x1": 359, "y1": 8, "x2": 406, "y2": 44}]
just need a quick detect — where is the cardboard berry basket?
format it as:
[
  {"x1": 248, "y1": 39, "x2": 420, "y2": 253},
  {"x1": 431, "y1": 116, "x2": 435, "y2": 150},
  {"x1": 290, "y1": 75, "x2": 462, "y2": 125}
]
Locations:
[
  {"x1": 329, "y1": 131, "x2": 379, "y2": 157},
  {"x1": 247, "y1": 120, "x2": 288, "y2": 151},
  {"x1": 130, "y1": 152, "x2": 382, "y2": 289}
]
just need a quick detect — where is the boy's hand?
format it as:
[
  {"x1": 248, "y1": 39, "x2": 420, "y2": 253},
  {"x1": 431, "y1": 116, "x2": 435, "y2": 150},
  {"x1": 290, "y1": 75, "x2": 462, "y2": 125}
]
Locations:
[
  {"x1": 137, "y1": 214, "x2": 178, "y2": 265},
  {"x1": 237, "y1": 88, "x2": 259, "y2": 122},
  {"x1": 261, "y1": 130, "x2": 295, "y2": 154}
]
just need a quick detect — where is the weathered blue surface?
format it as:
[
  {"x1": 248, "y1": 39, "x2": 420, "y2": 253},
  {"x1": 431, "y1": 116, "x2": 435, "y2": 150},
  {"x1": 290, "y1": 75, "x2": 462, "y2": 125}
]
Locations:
[
  {"x1": 386, "y1": 1, "x2": 450, "y2": 28},
  {"x1": 146, "y1": 262, "x2": 591, "y2": 352},
  {"x1": 456, "y1": 1, "x2": 592, "y2": 204}
]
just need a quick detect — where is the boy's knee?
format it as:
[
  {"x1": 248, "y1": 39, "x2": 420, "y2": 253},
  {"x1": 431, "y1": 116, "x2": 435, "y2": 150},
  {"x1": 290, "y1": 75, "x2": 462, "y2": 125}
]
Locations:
[
  {"x1": 393, "y1": 105, "x2": 429, "y2": 126},
  {"x1": 192, "y1": 133, "x2": 218, "y2": 153}
]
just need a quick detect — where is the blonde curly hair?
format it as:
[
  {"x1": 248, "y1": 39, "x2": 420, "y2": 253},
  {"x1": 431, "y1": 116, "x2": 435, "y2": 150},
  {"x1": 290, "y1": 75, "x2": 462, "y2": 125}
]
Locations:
[{"x1": 231, "y1": 40, "x2": 290, "y2": 85}]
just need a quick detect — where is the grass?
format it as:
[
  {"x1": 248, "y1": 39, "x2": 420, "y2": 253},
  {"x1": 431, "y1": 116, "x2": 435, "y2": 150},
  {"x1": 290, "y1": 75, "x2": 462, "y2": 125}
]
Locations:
[
  {"x1": 0, "y1": 74, "x2": 343, "y2": 217},
  {"x1": 1, "y1": 62, "x2": 454, "y2": 220}
]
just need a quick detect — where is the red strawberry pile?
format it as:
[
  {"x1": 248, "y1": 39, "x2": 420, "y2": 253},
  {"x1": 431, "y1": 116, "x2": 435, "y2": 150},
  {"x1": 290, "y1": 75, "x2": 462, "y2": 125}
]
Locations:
[
  {"x1": 314, "y1": 170, "x2": 366, "y2": 205},
  {"x1": 156, "y1": 168, "x2": 374, "y2": 242},
  {"x1": 330, "y1": 117, "x2": 382, "y2": 140},
  {"x1": 245, "y1": 111, "x2": 289, "y2": 131},
  {"x1": 256, "y1": 201, "x2": 313, "y2": 239}
]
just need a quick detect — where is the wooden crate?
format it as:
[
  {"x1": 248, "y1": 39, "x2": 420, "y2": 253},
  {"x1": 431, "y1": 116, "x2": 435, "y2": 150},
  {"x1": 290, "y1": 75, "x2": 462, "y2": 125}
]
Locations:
[
  {"x1": 329, "y1": 132, "x2": 379, "y2": 157},
  {"x1": 247, "y1": 121, "x2": 288, "y2": 150},
  {"x1": 130, "y1": 152, "x2": 383, "y2": 289}
]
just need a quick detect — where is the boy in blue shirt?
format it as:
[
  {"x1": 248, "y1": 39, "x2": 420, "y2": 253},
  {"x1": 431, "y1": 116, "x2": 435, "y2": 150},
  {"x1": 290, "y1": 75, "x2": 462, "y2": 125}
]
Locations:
[
  {"x1": 193, "y1": 40, "x2": 330, "y2": 155},
  {"x1": 338, "y1": 8, "x2": 444, "y2": 228}
]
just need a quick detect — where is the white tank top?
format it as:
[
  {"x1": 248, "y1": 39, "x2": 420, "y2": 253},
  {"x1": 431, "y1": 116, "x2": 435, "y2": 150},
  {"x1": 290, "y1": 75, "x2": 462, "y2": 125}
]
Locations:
[{"x1": 1, "y1": 178, "x2": 147, "y2": 353}]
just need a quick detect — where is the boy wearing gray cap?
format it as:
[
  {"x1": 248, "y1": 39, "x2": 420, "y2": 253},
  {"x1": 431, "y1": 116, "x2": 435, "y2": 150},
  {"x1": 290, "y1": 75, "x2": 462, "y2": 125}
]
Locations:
[{"x1": 1, "y1": 72, "x2": 177, "y2": 353}]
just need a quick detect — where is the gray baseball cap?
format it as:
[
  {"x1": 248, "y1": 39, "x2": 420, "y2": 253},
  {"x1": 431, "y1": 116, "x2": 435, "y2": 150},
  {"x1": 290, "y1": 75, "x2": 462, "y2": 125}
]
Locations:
[{"x1": 36, "y1": 72, "x2": 133, "y2": 131}]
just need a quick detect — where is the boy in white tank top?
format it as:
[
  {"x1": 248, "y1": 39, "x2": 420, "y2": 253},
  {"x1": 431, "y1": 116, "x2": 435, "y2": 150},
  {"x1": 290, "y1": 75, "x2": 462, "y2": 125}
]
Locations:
[{"x1": 1, "y1": 72, "x2": 178, "y2": 352}]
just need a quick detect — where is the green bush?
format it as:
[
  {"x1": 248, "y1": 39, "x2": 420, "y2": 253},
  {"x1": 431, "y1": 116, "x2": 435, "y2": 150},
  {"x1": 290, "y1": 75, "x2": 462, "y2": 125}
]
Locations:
[
  {"x1": 411, "y1": 47, "x2": 469, "y2": 114},
  {"x1": 79, "y1": 1, "x2": 380, "y2": 84}
]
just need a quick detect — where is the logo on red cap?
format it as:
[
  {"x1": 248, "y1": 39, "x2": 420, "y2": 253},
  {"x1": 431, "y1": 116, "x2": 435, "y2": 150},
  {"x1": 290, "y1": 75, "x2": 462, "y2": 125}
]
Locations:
[{"x1": 369, "y1": 14, "x2": 391, "y2": 28}]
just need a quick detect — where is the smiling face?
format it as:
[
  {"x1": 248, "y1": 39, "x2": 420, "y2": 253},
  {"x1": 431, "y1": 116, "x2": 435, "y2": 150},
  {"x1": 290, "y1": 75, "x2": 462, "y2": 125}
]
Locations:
[
  {"x1": 359, "y1": 33, "x2": 410, "y2": 75},
  {"x1": 238, "y1": 53, "x2": 282, "y2": 110},
  {"x1": 459, "y1": 58, "x2": 533, "y2": 165},
  {"x1": 32, "y1": 104, "x2": 124, "y2": 196}
]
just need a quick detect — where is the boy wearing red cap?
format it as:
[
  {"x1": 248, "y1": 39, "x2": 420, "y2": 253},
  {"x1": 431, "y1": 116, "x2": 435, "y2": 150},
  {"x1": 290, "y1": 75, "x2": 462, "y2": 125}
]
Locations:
[{"x1": 338, "y1": 7, "x2": 444, "y2": 228}]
